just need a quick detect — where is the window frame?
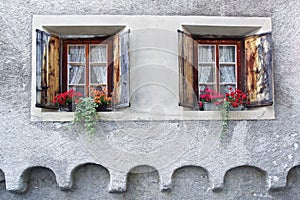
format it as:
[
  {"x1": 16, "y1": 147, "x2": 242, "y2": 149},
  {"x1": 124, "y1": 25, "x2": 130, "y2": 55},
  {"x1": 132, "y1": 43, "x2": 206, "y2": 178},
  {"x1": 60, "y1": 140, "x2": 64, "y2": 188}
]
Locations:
[
  {"x1": 194, "y1": 39, "x2": 244, "y2": 99},
  {"x1": 62, "y1": 38, "x2": 113, "y2": 97}
]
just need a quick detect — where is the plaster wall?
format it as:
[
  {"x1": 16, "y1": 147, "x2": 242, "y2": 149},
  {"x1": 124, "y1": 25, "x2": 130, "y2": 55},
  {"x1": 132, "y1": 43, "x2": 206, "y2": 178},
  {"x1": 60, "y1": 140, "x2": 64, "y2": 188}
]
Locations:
[{"x1": 0, "y1": 0, "x2": 299, "y2": 199}]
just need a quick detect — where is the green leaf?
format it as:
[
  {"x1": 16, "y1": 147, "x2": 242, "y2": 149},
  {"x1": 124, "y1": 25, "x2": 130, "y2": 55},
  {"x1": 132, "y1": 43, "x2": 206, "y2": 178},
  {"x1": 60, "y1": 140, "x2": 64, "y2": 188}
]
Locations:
[{"x1": 73, "y1": 97, "x2": 98, "y2": 137}]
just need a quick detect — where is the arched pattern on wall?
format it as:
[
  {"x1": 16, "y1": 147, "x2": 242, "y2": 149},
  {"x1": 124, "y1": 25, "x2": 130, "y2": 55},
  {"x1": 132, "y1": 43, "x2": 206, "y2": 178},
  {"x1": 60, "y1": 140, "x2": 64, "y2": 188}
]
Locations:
[
  {"x1": 71, "y1": 163, "x2": 111, "y2": 194},
  {"x1": 286, "y1": 165, "x2": 300, "y2": 188},
  {"x1": 223, "y1": 165, "x2": 267, "y2": 197},
  {"x1": 126, "y1": 165, "x2": 160, "y2": 194},
  {"x1": 171, "y1": 165, "x2": 209, "y2": 196}
]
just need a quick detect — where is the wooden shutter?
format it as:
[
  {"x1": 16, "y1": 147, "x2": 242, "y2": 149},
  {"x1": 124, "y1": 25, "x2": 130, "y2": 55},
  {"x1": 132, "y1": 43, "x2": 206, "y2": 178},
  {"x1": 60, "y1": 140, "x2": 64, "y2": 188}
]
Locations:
[
  {"x1": 245, "y1": 33, "x2": 273, "y2": 106},
  {"x1": 36, "y1": 29, "x2": 60, "y2": 109},
  {"x1": 112, "y1": 30, "x2": 130, "y2": 108},
  {"x1": 178, "y1": 30, "x2": 198, "y2": 108}
]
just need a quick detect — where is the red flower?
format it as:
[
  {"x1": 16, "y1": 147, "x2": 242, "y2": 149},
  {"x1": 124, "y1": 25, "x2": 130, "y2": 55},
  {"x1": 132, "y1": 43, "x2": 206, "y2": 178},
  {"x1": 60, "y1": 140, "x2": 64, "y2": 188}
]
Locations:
[
  {"x1": 53, "y1": 90, "x2": 82, "y2": 106},
  {"x1": 199, "y1": 86, "x2": 225, "y2": 109},
  {"x1": 231, "y1": 102, "x2": 239, "y2": 107},
  {"x1": 224, "y1": 88, "x2": 248, "y2": 108}
]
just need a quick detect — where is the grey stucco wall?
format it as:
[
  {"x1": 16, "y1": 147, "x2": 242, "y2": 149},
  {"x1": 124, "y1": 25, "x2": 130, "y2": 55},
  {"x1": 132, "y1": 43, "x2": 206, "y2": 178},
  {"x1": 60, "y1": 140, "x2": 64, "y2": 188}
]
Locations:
[{"x1": 0, "y1": 0, "x2": 300, "y2": 199}]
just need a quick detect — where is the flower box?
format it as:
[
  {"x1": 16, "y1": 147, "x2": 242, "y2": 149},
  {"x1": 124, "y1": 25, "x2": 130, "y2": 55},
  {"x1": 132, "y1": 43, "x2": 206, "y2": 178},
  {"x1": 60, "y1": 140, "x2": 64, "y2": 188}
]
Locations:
[
  {"x1": 96, "y1": 104, "x2": 111, "y2": 112},
  {"x1": 203, "y1": 102, "x2": 220, "y2": 111}
]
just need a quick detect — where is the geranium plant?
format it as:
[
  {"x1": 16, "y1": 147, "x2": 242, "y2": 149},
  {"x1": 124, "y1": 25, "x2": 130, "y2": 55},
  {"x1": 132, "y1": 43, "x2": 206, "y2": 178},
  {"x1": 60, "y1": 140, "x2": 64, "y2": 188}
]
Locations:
[
  {"x1": 93, "y1": 88, "x2": 111, "y2": 110},
  {"x1": 93, "y1": 89, "x2": 111, "y2": 105},
  {"x1": 53, "y1": 89, "x2": 82, "y2": 111},
  {"x1": 199, "y1": 87, "x2": 224, "y2": 110},
  {"x1": 92, "y1": 89, "x2": 112, "y2": 112},
  {"x1": 224, "y1": 87, "x2": 248, "y2": 108}
]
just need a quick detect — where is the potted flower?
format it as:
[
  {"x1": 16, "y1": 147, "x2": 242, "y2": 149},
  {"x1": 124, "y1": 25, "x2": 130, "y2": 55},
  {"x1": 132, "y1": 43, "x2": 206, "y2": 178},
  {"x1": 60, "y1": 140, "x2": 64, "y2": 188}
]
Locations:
[
  {"x1": 199, "y1": 86, "x2": 224, "y2": 111},
  {"x1": 221, "y1": 87, "x2": 248, "y2": 134},
  {"x1": 93, "y1": 89, "x2": 112, "y2": 112},
  {"x1": 53, "y1": 89, "x2": 82, "y2": 111},
  {"x1": 223, "y1": 87, "x2": 248, "y2": 110}
]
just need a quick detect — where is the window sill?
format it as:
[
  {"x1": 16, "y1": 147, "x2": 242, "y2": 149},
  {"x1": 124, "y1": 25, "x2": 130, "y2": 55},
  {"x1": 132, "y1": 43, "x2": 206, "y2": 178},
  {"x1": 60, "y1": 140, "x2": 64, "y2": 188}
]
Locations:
[
  {"x1": 31, "y1": 106, "x2": 274, "y2": 122},
  {"x1": 181, "y1": 106, "x2": 275, "y2": 120}
]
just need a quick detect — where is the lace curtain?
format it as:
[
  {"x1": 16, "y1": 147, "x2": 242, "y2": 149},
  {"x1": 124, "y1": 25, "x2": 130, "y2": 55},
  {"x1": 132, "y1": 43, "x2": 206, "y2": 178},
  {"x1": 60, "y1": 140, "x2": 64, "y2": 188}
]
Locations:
[
  {"x1": 198, "y1": 45, "x2": 215, "y2": 84},
  {"x1": 220, "y1": 65, "x2": 236, "y2": 83},
  {"x1": 198, "y1": 45, "x2": 215, "y2": 62},
  {"x1": 219, "y1": 46, "x2": 235, "y2": 62},
  {"x1": 219, "y1": 46, "x2": 236, "y2": 83},
  {"x1": 199, "y1": 66, "x2": 213, "y2": 83},
  {"x1": 90, "y1": 45, "x2": 107, "y2": 85},
  {"x1": 68, "y1": 45, "x2": 85, "y2": 85},
  {"x1": 68, "y1": 45, "x2": 107, "y2": 86},
  {"x1": 198, "y1": 45, "x2": 236, "y2": 93}
]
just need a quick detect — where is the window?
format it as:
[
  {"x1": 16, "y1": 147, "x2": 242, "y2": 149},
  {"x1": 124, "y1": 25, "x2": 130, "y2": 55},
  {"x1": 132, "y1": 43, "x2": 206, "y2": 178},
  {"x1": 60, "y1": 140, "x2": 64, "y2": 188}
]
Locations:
[
  {"x1": 196, "y1": 39, "x2": 242, "y2": 96},
  {"x1": 62, "y1": 39, "x2": 112, "y2": 97},
  {"x1": 35, "y1": 29, "x2": 130, "y2": 110},
  {"x1": 178, "y1": 30, "x2": 273, "y2": 109}
]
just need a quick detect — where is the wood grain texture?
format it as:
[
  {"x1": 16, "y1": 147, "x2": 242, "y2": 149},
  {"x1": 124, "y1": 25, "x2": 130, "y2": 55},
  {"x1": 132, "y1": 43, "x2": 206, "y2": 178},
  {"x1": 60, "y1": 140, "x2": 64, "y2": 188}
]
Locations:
[
  {"x1": 245, "y1": 33, "x2": 273, "y2": 106},
  {"x1": 47, "y1": 35, "x2": 60, "y2": 105},
  {"x1": 112, "y1": 34, "x2": 120, "y2": 106},
  {"x1": 117, "y1": 31, "x2": 130, "y2": 108},
  {"x1": 178, "y1": 31, "x2": 197, "y2": 108}
]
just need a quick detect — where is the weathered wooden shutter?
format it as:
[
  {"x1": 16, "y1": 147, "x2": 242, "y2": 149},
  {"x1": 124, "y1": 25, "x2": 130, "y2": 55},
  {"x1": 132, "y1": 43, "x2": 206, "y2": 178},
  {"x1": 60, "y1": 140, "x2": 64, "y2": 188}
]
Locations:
[
  {"x1": 245, "y1": 33, "x2": 273, "y2": 106},
  {"x1": 36, "y1": 29, "x2": 60, "y2": 109},
  {"x1": 112, "y1": 30, "x2": 130, "y2": 108},
  {"x1": 178, "y1": 30, "x2": 198, "y2": 108}
]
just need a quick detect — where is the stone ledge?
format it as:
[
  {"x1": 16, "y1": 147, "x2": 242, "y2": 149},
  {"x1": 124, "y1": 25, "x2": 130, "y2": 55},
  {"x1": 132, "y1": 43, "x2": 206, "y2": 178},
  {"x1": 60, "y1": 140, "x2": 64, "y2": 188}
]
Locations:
[{"x1": 31, "y1": 106, "x2": 275, "y2": 121}]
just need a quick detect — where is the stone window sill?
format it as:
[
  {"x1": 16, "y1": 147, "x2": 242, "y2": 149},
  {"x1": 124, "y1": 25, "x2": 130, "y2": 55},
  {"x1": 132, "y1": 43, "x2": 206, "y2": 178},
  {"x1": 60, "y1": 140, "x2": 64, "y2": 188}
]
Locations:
[{"x1": 31, "y1": 106, "x2": 274, "y2": 122}]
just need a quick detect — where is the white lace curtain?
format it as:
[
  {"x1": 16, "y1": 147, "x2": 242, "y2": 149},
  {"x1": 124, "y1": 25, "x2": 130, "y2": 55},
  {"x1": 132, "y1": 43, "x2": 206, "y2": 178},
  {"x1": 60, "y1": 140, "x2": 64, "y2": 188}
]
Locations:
[
  {"x1": 220, "y1": 66, "x2": 236, "y2": 83},
  {"x1": 198, "y1": 45, "x2": 236, "y2": 83},
  {"x1": 198, "y1": 45, "x2": 215, "y2": 63},
  {"x1": 68, "y1": 45, "x2": 85, "y2": 85},
  {"x1": 90, "y1": 45, "x2": 107, "y2": 85},
  {"x1": 68, "y1": 45, "x2": 107, "y2": 86},
  {"x1": 219, "y1": 46, "x2": 236, "y2": 83},
  {"x1": 219, "y1": 46, "x2": 235, "y2": 62}
]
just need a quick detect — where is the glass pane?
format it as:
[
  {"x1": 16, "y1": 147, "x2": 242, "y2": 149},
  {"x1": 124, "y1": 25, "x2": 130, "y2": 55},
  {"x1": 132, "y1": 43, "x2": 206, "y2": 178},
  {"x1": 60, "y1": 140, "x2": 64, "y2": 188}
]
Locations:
[
  {"x1": 90, "y1": 65, "x2": 107, "y2": 84},
  {"x1": 198, "y1": 45, "x2": 215, "y2": 62},
  {"x1": 198, "y1": 65, "x2": 214, "y2": 83},
  {"x1": 69, "y1": 65, "x2": 85, "y2": 84},
  {"x1": 219, "y1": 46, "x2": 235, "y2": 62},
  {"x1": 199, "y1": 85, "x2": 206, "y2": 93},
  {"x1": 68, "y1": 45, "x2": 86, "y2": 63},
  {"x1": 90, "y1": 45, "x2": 107, "y2": 63},
  {"x1": 69, "y1": 86, "x2": 85, "y2": 97},
  {"x1": 220, "y1": 65, "x2": 236, "y2": 83},
  {"x1": 220, "y1": 85, "x2": 236, "y2": 95}
]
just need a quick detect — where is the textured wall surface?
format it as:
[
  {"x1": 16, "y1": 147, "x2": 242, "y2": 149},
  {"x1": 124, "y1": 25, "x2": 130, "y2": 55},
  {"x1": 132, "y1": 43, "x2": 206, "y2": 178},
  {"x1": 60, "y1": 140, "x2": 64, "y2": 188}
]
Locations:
[{"x1": 0, "y1": 0, "x2": 300, "y2": 199}]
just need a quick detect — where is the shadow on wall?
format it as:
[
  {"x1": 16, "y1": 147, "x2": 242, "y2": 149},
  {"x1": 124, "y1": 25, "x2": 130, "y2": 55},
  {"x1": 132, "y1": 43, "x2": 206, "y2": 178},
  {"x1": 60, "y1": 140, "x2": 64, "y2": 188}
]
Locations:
[{"x1": 0, "y1": 165, "x2": 300, "y2": 199}]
